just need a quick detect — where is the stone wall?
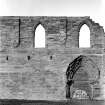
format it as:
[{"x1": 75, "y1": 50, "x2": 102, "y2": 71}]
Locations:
[{"x1": 0, "y1": 16, "x2": 105, "y2": 100}]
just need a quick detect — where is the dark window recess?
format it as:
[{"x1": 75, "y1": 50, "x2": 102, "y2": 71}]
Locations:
[
  {"x1": 27, "y1": 56, "x2": 31, "y2": 60},
  {"x1": 50, "y1": 55, "x2": 53, "y2": 60},
  {"x1": 6, "y1": 56, "x2": 8, "y2": 61}
]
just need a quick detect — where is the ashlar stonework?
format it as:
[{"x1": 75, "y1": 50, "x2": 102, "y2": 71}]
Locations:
[{"x1": 0, "y1": 16, "x2": 105, "y2": 100}]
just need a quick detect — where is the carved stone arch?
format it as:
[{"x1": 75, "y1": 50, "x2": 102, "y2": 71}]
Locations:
[
  {"x1": 78, "y1": 19, "x2": 93, "y2": 32},
  {"x1": 66, "y1": 55, "x2": 100, "y2": 99},
  {"x1": 81, "y1": 56, "x2": 100, "y2": 80}
]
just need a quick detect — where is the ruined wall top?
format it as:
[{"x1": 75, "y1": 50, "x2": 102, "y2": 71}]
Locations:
[{"x1": 0, "y1": 16, "x2": 105, "y2": 52}]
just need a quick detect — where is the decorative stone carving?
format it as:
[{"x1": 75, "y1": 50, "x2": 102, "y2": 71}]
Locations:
[{"x1": 72, "y1": 89, "x2": 89, "y2": 99}]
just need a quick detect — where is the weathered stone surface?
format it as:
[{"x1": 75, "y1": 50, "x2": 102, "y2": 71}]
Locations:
[{"x1": 0, "y1": 16, "x2": 105, "y2": 100}]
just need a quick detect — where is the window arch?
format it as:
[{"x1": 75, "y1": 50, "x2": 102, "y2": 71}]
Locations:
[
  {"x1": 34, "y1": 24, "x2": 45, "y2": 48},
  {"x1": 79, "y1": 24, "x2": 90, "y2": 48}
]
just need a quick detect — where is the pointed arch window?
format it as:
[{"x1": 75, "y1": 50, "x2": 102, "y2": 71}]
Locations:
[
  {"x1": 34, "y1": 24, "x2": 45, "y2": 48},
  {"x1": 79, "y1": 24, "x2": 90, "y2": 48}
]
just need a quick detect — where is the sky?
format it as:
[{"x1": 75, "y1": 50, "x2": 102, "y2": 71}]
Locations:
[{"x1": 0, "y1": 0, "x2": 105, "y2": 29}]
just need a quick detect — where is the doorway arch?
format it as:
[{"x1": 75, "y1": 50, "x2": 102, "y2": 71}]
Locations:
[{"x1": 66, "y1": 55, "x2": 100, "y2": 99}]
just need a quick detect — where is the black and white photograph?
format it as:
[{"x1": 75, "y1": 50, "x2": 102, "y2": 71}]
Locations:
[{"x1": 0, "y1": 0, "x2": 105, "y2": 105}]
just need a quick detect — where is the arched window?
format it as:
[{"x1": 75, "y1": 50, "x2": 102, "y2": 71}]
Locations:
[
  {"x1": 34, "y1": 24, "x2": 45, "y2": 48},
  {"x1": 79, "y1": 24, "x2": 90, "y2": 48}
]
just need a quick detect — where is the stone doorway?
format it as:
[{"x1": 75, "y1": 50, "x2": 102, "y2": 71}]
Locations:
[{"x1": 66, "y1": 55, "x2": 100, "y2": 100}]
